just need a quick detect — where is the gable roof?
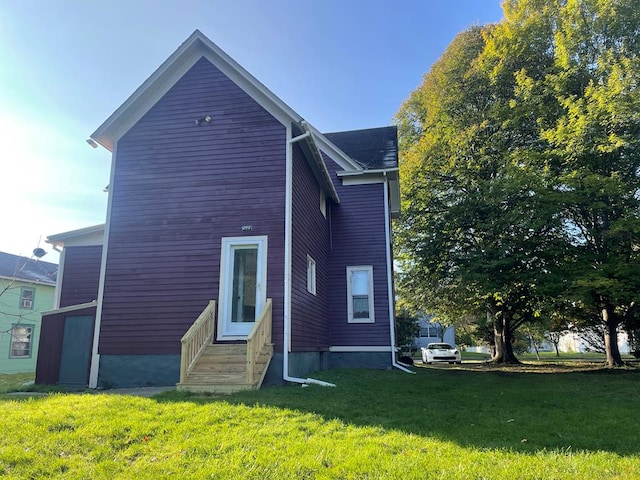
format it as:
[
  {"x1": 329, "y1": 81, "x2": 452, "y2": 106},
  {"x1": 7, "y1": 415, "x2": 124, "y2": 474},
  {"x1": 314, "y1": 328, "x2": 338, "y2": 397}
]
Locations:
[
  {"x1": 0, "y1": 251, "x2": 57, "y2": 286},
  {"x1": 89, "y1": 29, "x2": 357, "y2": 204}
]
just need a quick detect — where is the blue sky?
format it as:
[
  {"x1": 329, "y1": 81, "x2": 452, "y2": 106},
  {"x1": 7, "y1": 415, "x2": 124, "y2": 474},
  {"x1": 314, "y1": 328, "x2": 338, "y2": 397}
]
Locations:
[{"x1": 0, "y1": 0, "x2": 504, "y2": 262}]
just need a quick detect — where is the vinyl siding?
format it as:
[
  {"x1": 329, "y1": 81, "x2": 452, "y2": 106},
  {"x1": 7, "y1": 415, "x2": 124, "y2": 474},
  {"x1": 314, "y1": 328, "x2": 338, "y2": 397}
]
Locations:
[
  {"x1": 323, "y1": 155, "x2": 392, "y2": 347},
  {"x1": 59, "y1": 245, "x2": 102, "y2": 308},
  {"x1": 99, "y1": 57, "x2": 285, "y2": 355},
  {"x1": 290, "y1": 144, "x2": 330, "y2": 351}
]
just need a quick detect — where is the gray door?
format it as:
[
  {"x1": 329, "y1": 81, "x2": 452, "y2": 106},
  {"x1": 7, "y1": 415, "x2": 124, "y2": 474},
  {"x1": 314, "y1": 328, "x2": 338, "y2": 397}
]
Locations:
[{"x1": 58, "y1": 315, "x2": 94, "y2": 387}]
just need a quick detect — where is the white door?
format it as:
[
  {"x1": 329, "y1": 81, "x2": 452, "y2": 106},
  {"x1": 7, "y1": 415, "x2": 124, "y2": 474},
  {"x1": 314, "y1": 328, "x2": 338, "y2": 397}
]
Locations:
[{"x1": 218, "y1": 236, "x2": 267, "y2": 339}]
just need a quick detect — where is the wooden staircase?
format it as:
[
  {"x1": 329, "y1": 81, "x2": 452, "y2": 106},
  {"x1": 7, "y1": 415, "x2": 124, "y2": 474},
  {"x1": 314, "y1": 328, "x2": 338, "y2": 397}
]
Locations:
[
  {"x1": 177, "y1": 299, "x2": 273, "y2": 394},
  {"x1": 178, "y1": 343, "x2": 273, "y2": 394}
]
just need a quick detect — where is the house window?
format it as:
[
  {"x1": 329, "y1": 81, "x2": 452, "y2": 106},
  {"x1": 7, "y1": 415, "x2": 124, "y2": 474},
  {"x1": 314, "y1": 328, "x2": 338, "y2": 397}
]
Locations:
[
  {"x1": 10, "y1": 325, "x2": 33, "y2": 358},
  {"x1": 347, "y1": 266, "x2": 375, "y2": 323},
  {"x1": 319, "y1": 189, "x2": 327, "y2": 218},
  {"x1": 19, "y1": 288, "x2": 35, "y2": 310},
  {"x1": 307, "y1": 255, "x2": 317, "y2": 295}
]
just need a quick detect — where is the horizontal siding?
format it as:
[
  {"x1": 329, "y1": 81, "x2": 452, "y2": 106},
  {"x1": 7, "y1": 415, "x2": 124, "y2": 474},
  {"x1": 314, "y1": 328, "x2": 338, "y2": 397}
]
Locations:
[
  {"x1": 291, "y1": 144, "x2": 331, "y2": 351},
  {"x1": 99, "y1": 57, "x2": 285, "y2": 356},
  {"x1": 59, "y1": 246, "x2": 102, "y2": 308},
  {"x1": 324, "y1": 155, "x2": 391, "y2": 347}
]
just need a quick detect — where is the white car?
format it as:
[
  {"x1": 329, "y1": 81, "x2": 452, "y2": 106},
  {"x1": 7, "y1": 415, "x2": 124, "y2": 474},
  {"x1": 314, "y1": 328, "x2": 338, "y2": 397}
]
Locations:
[{"x1": 421, "y1": 343, "x2": 462, "y2": 364}]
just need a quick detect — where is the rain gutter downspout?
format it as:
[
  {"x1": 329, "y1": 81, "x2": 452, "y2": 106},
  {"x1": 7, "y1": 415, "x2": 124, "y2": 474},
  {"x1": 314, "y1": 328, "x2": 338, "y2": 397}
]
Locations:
[
  {"x1": 285, "y1": 124, "x2": 336, "y2": 388},
  {"x1": 384, "y1": 172, "x2": 414, "y2": 374}
]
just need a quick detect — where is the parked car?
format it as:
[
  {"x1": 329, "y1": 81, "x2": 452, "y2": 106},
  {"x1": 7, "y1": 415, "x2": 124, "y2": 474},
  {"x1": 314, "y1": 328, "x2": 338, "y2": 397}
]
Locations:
[{"x1": 421, "y1": 343, "x2": 462, "y2": 364}]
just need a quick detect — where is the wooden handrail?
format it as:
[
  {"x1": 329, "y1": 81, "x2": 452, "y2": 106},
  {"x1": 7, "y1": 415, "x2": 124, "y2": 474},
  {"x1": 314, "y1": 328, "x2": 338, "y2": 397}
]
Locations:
[
  {"x1": 246, "y1": 298, "x2": 272, "y2": 385},
  {"x1": 180, "y1": 300, "x2": 216, "y2": 383}
]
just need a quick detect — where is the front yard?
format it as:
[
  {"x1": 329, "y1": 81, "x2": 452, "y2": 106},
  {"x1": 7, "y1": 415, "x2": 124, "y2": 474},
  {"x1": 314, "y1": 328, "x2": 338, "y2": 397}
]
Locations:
[{"x1": 1, "y1": 365, "x2": 639, "y2": 479}]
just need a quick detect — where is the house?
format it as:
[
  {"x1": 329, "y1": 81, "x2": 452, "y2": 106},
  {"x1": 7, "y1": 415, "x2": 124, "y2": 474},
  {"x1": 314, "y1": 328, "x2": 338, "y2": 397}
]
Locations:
[
  {"x1": 413, "y1": 317, "x2": 456, "y2": 350},
  {"x1": 35, "y1": 30, "x2": 402, "y2": 392},
  {"x1": 0, "y1": 251, "x2": 57, "y2": 373}
]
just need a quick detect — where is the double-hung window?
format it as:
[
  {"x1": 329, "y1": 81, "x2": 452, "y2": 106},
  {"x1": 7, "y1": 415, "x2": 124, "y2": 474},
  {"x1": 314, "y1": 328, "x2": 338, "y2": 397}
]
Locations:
[
  {"x1": 10, "y1": 325, "x2": 33, "y2": 358},
  {"x1": 20, "y1": 288, "x2": 35, "y2": 309},
  {"x1": 347, "y1": 266, "x2": 374, "y2": 323}
]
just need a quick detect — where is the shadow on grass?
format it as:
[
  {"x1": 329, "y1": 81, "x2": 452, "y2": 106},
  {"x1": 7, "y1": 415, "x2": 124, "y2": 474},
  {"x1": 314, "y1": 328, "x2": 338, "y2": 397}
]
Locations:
[{"x1": 152, "y1": 364, "x2": 640, "y2": 456}]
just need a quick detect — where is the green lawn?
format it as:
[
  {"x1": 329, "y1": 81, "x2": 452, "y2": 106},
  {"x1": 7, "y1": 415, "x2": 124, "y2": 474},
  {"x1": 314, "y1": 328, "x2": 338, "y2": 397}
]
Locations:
[{"x1": 1, "y1": 366, "x2": 639, "y2": 479}]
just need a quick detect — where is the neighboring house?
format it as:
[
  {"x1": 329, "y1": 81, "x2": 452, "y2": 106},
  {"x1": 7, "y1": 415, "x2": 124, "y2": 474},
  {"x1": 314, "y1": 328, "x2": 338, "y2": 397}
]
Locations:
[
  {"x1": 413, "y1": 317, "x2": 455, "y2": 350},
  {"x1": 36, "y1": 30, "x2": 402, "y2": 392},
  {"x1": 0, "y1": 251, "x2": 57, "y2": 373}
]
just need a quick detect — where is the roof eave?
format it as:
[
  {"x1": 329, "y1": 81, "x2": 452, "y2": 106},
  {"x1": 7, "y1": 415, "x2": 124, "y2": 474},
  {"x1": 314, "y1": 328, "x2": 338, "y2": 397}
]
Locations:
[{"x1": 90, "y1": 30, "x2": 305, "y2": 152}]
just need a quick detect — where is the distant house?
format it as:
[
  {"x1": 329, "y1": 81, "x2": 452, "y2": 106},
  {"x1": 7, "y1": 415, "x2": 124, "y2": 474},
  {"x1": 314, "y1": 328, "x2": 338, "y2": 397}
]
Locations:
[
  {"x1": 0, "y1": 252, "x2": 57, "y2": 374},
  {"x1": 413, "y1": 316, "x2": 456, "y2": 350},
  {"x1": 36, "y1": 30, "x2": 403, "y2": 392}
]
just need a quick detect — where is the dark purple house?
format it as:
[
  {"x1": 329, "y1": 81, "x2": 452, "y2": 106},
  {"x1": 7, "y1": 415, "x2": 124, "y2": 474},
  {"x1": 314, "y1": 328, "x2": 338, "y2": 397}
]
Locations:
[{"x1": 36, "y1": 30, "x2": 402, "y2": 392}]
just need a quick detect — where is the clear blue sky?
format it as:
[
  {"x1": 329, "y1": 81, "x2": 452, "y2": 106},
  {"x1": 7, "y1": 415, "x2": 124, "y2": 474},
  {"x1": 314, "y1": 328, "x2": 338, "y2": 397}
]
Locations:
[{"x1": 0, "y1": 0, "x2": 504, "y2": 262}]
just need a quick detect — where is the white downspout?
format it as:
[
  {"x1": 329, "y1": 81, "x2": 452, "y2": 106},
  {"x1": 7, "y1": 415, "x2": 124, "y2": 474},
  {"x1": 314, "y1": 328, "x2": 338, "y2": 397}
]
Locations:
[
  {"x1": 88, "y1": 142, "x2": 118, "y2": 388},
  {"x1": 384, "y1": 174, "x2": 414, "y2": 374},
  {"x1": 284, "y1": 125, "x2": 335, "y2": 388}
]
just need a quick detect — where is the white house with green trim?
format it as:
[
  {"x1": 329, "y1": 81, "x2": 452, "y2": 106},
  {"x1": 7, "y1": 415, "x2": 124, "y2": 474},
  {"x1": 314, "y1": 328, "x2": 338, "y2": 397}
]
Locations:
[{"x1": 0, "y1": 252, "x2": 57, "y2": 374}]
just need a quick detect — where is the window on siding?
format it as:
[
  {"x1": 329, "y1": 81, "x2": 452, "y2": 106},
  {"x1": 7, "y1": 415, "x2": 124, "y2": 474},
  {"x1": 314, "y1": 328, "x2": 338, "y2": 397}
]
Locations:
[
  {"x1": 307, "y1": 255, "x2": 317, "y2": 295},
  {"x1": 19, "y1": 288, "x2": 34, "y2": 310},
  {"x1": 10, "y1": 325, "x2": 33, "y2": 358},
  {"x1": 347, "y1": 266, "x2": 374, "y2": 323},
  {"x1": 319, "y1": 189, "x2": 327, "y2": 218}
]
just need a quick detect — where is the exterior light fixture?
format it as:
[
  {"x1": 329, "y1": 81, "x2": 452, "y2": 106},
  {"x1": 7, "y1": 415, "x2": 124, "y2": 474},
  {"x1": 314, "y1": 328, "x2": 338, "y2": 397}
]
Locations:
[{"x1": 195, "y1": 115, "x2": 212, "y2": 125}]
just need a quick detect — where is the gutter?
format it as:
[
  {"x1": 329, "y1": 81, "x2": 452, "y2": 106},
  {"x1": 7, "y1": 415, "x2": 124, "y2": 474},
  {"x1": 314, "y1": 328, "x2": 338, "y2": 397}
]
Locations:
[
  {"x1": 384, "y1": 174, "x2": 414, "y2": 374},
  {"x1": 284, "y1": 124, "x2": 336, "y2": 388}
]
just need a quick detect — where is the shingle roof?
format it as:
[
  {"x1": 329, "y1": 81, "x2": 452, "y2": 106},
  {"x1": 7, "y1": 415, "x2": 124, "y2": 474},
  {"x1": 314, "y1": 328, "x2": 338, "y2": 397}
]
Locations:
[
  {"x1": 0, "y1": 251, "x2": 58, "y2": 285},
  {"x1": 324, "y1": 126, "x2": 398, "y2": 170}
]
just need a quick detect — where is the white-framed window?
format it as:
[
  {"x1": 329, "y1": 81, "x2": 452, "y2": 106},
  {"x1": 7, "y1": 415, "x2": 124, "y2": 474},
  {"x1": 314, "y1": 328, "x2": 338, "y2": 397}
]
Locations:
[
  {"x1": 319, "y1": 189, "x2": 327, "y2": 218},
  {"x1": 19, "y1": 288, "x2": 34, "y2": 310},
  {"x1": 10, "y1": 325, "x2": 33, "y2": 358},
  {"x1": 347, "y1": 266, "x2": 375, "y2": 323},
  {"x1": 307, "y1": 255, "x2": 317, "y2": 295}
]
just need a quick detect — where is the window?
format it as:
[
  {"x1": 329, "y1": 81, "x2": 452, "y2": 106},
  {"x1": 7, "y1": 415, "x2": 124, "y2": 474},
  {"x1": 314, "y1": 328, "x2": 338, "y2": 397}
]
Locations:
[
  {"x1": 307, "y1": 255, "x2": 316, "y2": 295},
  {"x1": 10, "y1": 325, "x2": 33, "y2": 358},
  {"x1": 19, "y1": 288, "x2": 34, "y2": 309},
  {"x1": 347, "y1": 266, "x2": 375, "y2": 323},
  {"x1": 319, "y1": 189, "x2": 327, "y2": 218}
]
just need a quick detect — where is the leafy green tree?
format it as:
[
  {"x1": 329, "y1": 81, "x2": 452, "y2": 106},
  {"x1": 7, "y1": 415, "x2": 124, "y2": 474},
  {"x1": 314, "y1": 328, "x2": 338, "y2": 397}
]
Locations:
[
  {"x1": 396, "y1": 21, "x2": 563, "y2": 363},
  {"x1": 396, "y1": 0, "x2": 640, "y2": 367}
]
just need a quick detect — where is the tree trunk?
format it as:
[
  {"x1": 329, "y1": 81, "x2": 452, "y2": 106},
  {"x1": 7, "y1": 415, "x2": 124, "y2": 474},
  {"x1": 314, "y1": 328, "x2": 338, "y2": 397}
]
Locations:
[
  {"x1": 530, "y1": 335, "x2": 540, "y2": 360},
  {"x1": 602, "y1": 306, "x2": 624, "y2": 367},
  {"x1": 553, "y1": 341, "x2": 560, "y2": 357},
  {"x1": 491, "y1": 311, "x2": 520, "y2": 364}
]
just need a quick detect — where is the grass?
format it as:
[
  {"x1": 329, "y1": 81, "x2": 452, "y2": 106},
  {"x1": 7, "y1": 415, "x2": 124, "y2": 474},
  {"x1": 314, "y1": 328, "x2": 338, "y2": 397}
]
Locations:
[
  {"x1": 1, "y1": 365, "x2": 639, "y2": 479},
  {"x1": 0, "y1": 373, "x2": 34, "y2": 393}
]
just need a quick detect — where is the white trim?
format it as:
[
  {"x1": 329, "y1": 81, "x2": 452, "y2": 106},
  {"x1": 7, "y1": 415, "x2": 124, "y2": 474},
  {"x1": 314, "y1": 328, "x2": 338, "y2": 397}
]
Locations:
[
  {"x1": 384, "y1": 177, "x2": 413, "y2": 374},
  {"x1": 88, "y1": 143, "x2": 118, "y2": 389},
  {"x1": 216, "y1": 236, "x2": 268, "y2": 340},
  {"x1": 337, "y1": 167, "x2": 399, "y2": 177},
  {"x1": 52, "y1": 248, "x2": 65, "y2": 309},
  {"x1": 329, "y1": 346, "x2": 393, "y2": 352},
  {"x1": 41, "y1": 301, "x2": 97, "y2": 316},
  {"x1": 384, "y1": 176, "x2": 396, "y2": 362},
  {"x1": 46, "y1": 224, "x2": 105, "y2": 248},
  {"x1": 341, "y1": 176, "x2": 386, "y2": 186},
  {"x1": 310, "y1": 124, "x2": 362, "y2": 172},
  {"x1": 284, "y1": 125, "x2": 294, "y2": 354},
  {"x1": 91, "y1": 30, "x2": 302, "y2": 151},
  {"x1": 306, "y1": 255, "x2": 317, "y2": 296},
  {"x1": 346, "y1": 265, "x2": 375, "y2": 324}
]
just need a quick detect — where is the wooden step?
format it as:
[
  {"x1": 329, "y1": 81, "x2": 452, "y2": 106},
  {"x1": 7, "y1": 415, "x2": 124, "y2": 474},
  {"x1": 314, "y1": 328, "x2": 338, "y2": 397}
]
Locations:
[{"x1": 178, "y1": 341, "x2": 273, "y2": 395}]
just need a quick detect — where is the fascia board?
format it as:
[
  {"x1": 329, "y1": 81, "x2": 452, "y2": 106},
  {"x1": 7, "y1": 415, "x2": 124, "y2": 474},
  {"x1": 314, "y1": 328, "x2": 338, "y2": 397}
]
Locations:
[
  {"x1": 308, "y1": 124, "x2": 363, "y2": 172},
  {"x1": 46, "y1": 224, "x2": 105, "y2": 247},
  {"x1": 90, "y1": 30, "x2": 304, "y2": 151}
]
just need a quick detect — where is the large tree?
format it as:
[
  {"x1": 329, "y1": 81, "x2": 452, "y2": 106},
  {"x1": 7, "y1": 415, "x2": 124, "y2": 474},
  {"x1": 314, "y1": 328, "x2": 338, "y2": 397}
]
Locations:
[{"x1": 396, "y1": 0, "x2": 640, "y2": 366}]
